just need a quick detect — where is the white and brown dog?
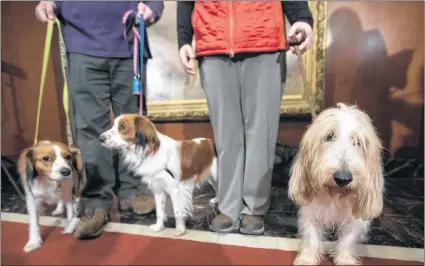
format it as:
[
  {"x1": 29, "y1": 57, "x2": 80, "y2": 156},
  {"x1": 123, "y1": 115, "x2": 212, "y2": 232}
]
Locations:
[
  {"x1": 18, "y1": 141, "x2": 85, "y2": 253},
  {"x1": 99, "y1": 114, "x2": 217, "y2": 236},
  {"x1": 288, "y1": 103, "x2": 384, "y2": 265}
]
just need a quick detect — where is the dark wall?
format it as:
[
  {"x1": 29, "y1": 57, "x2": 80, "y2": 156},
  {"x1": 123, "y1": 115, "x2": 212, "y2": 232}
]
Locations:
[{"x1": 1, "y1": 1, "x2": 423, "y2": 160}]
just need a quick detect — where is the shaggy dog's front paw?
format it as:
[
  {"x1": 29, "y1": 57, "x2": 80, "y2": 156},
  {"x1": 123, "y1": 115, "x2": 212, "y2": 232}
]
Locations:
[
  {"x1": 334, "y1": 253, "x2": 360, "y2": 265},
  {"x1": 293, "y1": 252, "x2": 320, "y2": 265}
]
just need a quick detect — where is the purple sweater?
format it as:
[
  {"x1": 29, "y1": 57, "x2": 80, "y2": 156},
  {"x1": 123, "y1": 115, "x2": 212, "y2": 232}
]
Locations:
[{"x1": 55, "y1": 1, "x2": 164, "y2": 58}]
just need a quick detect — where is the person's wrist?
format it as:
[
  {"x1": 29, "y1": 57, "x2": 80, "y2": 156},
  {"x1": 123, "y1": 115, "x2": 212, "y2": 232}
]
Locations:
[
  {"x1": 44, "y1": 0, "x2": 56, "y2": 5},
  {"x1": 293, "y1": 20, "x2": 312, "y2": 30},
  {"x1": 178, "y1": 41, "x2": 191, "y2": 51}
]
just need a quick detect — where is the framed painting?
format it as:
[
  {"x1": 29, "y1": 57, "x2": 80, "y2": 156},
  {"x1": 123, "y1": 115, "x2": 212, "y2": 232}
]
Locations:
[{"x1": 145, "y1": 1, "x2": 327, "y2": 121}]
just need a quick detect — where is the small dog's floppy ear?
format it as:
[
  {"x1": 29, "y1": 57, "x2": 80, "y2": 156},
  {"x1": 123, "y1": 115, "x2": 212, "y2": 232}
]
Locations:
[
  {"x1": 69, "y1": 146, "x2": 84, "y2": 173},
  {"x1": 17, "y1": 147, "x2": 37, "y2": 190},
  {"x1": 288, "y1": 148, "x2": 314, "y2": 207},
  {"x1": 134, "y1": 116, "x2": 150, "y2": 150},
  {"x1": 134, "y1": 115, "x2": 161, "y2": 154},
  {"x1": 69, "y1": 146, "x2": 86, "y2": 198}
]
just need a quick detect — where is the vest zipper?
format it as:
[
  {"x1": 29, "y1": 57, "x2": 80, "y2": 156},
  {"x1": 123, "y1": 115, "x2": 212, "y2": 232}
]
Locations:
[{"x1": 229, "y1": 2, "x2": 234, "y2": 58}]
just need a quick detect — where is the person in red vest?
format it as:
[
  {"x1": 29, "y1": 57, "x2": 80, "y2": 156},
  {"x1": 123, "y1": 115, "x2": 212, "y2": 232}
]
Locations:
[{"x1": 177, "y1": 2, "x2": 313, "y2": 235}]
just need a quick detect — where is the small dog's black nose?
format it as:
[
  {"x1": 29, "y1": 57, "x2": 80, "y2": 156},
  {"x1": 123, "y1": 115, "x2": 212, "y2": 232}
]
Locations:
[
  {"x1": 99, "y1": 134, "x2": 106, "y2": 143},
  {"x1": 60, "y1": 167, "x2": 71, "y2": 177},
  {"x1": 333, "y1": 170, "x2": 353, "y2": 187}
]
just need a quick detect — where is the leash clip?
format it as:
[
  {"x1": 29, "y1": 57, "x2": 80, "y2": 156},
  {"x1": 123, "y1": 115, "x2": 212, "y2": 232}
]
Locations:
[{"x1": 132, "y1": 75, "x2": 141, "y2": 94}]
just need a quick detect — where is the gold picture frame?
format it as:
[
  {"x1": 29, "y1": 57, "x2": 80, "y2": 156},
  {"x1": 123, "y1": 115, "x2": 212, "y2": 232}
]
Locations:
[{"x1": 145, "y1": 2, "x2": 327, "y2": 121}]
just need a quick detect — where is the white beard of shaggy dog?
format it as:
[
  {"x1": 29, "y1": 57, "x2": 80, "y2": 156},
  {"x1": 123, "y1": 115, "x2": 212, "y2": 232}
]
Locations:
[{"x1": 288, "y1": 103, "x2": 384, "y2": 265}]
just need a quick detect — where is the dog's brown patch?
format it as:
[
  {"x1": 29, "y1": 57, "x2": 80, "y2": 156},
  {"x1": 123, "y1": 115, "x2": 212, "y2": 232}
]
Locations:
[
  {"x1": 117, "y1": 114, "x2": 160, "y2": 154},
  {"x1": 180, "y1": 139, "x2": 216, "y2": 182}
]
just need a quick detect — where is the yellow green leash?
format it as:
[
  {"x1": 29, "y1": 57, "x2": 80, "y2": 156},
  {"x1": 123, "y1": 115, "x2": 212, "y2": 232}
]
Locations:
[{"x1": 34, "y1": 18, "x2": 73, "y2": 146}]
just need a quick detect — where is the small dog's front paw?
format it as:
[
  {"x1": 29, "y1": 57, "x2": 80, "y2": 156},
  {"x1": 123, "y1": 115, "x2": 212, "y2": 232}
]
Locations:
[
  {"x1": 174, "y1": 226, "x2": 186, "y2": 237},
  {"x1": 23, "y1": 238, "x2": 42, "y2": 253},
  {"x1": 61, "y1": 226, "x2": 75, "y2": 234},
  {"x1": 334, "y1": 253, "x2": 360, "y2": 265},
  {"x1": 52, "y1": 208, "x2": 64, "y2": 216},
  {"x1": 149, "y1": 223, "x2": 165, "y2": 233},
  {"x1": 60, "y1": 218, "x2": 69, "y2": 228},
  {"x1": 209, "y1": 197, "x2": 218, "y2": 206},
  {"x1": 293, "y1": 253, "x2": 320, "y2": 265}
]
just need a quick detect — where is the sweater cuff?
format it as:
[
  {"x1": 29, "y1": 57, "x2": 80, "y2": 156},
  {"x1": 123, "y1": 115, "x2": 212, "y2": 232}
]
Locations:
[
  {"x1": 54, "y1": 1, "x2": 62, "y2": 14},
  {"x1": 295, "y1": 17, "x2": 313, "y2": 29},
  {"x1": 178, "y1": 36, "x2": 192, "y2": 50},
  {"x1": 144, "y1": 1, "x2": 164, "y2": 23}
]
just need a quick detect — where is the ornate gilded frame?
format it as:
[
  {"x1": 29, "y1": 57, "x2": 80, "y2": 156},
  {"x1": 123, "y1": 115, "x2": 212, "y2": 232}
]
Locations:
[{"x1": 147, "y1": 1, "x2": 327, "y2": 121}]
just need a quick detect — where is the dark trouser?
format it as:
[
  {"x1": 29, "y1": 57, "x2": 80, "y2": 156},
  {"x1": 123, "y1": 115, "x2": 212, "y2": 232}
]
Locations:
[
  {"x1": 67, "y1": 53, "x2": 151, "y2": 211},
  {"x1": 199, "y1": 52, "x2": 285, "y2": 222}
]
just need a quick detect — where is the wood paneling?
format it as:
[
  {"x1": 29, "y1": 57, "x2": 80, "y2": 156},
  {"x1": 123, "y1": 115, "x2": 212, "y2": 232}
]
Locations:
[
  {"x1": 2, "y1": 2, "x2": 67, "y2": 157},
  {"x1": 1, "y1": 1, "x2": 423, "y2": 160}
]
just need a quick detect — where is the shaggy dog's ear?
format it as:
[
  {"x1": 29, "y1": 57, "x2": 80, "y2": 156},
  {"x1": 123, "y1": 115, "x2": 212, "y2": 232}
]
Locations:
[
  {"x1": 352, "y1": 132, "x2": 384, "y2": 220},
  {"x1": 288, "y1": 146, "x2": 314, "y2": 207}
]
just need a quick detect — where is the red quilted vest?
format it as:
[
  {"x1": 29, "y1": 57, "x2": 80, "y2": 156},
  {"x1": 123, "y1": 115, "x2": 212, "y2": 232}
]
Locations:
[{"x1": 192, "y1": 1, "x2": 287, "y2": 57}]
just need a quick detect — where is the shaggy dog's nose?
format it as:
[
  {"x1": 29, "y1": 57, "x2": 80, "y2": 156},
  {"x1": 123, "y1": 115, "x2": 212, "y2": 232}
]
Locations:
[{"x1": 333, "y1": 170, "x2": 353, "y2": 187}]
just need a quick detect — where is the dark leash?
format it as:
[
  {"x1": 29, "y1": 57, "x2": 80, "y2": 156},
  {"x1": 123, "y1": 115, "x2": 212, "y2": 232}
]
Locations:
[{"x1": 290, "y1": 33, "x2": 317, "y2": 120}]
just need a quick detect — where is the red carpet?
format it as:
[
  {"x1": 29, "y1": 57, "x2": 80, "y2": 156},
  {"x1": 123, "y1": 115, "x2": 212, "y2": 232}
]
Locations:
[{"x1": 1, "y1": 221, "x2": 422, "y2": 265}]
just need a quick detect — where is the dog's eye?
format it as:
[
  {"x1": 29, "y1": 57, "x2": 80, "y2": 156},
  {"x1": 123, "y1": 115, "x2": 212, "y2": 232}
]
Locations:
[
  {"x1": 325, "y1": 133, "x2": 335, "y2": 142},
  {"x1": 42, "y1": 156, "x2": 51, "y2": 162},
  {"x1": 64, "y1": 154, "x2": 73, "y2": 160},
  {"x1": 119, "y1": 124, "x2": 126, "y2": 131}
]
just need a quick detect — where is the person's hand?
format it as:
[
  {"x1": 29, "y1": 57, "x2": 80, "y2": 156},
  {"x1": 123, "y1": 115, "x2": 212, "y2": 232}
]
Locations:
[
  {"x1": 35, "y1": 1, "x2": 56, "y2": 22},
  {"x1": 137, "y1": 2, "x2": 154, "y2": 23},
  {"x1": 287, "y1": 21, "x2": 313, "y2": 54},
  {"x1": 179, "y1": 44, "x2": 196, "y2": 75}
]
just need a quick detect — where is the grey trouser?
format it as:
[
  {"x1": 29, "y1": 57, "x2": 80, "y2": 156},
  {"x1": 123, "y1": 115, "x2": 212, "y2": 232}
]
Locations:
[
  {"x1": 199, "y1": 52, "x2": 285, "y2": 222},
  {"x1": 67, "y1": 53, "x2": 152, "y2": 211}
]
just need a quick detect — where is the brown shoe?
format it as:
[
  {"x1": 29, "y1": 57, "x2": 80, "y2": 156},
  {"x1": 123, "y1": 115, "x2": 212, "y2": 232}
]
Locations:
[
  {"x1": 74, "y1": 208, "x2": 109, "y2": 239},
  {"x1": 119, "y1": 192, "x2": 155, "y2": 215},
  {"x1": 240, "y1": 215, "x2": 265, "y2": 235},
  {"x1": 209, "y1": 214, "x2": 240, "y2": 233}
]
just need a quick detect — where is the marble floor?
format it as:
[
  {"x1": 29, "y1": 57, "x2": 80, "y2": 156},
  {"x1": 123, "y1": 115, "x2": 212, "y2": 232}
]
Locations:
[{"x1": 2, "y1": 147, "x2": 424, "y2": 249}]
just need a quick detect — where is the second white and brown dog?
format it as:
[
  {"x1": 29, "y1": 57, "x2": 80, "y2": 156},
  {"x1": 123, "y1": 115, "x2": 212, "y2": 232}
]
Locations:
[
  {"x1": 288, "y1": 103, "x2": 384, "y2": 265},
  {"x1": 99, "y1": 114, "x2": 217, "y2": 236}
]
